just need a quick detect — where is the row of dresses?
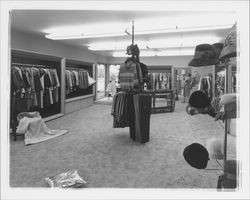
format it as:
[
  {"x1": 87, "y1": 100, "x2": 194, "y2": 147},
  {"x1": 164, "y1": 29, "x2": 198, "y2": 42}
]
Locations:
[
  {"x1": 65, "y1": 69, "x2": 95, "y2": 95},
  {"x1": 215, "y1": 75, "x2": 225, "y2": 97},
  {"x1": 198, "y1": 76, "x2": 213, "y2": 101},
  {"x1": 118, "y1": 60, "x2": 148, "y2": 90},
  {"x1": 147, "y1": 73, "x2": 171, "y2": 90},
  {"x1": 111, "y1": 91, "x2": 151, "y2": 143},
  {"x1": 11, "y1": 65, "x2": 60, "y2": 109}
]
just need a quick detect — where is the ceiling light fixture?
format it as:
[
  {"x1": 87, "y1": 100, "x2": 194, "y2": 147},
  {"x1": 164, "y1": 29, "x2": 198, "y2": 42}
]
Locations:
[
  {"x1": 127, "y1": 24, "x2": 233, "y2": 36},
  {"x1": 45, "y1": 34, "x2": 84, "y2": 40},
  {"x1": 44, "y1": 22, "x2": 233, "y2": 40},
  {"x1": 87, "y1": 41, "x2": 148, "y2": 51}
]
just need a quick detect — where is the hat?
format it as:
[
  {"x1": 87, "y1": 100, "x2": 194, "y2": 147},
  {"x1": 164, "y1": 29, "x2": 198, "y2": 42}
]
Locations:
[
  {"x1": 188, "y1": 44, "x2": 219, "y2": 67},
  {"x1": 213, "y1": 43, "x2": 224, "y2": 57},
  {"x1": 213, "y1": 43, "x2": 225, "y2": 67},
  {"x1": 206, "y1": 138, "x2": 223, "y2": 160},
  {"x1": 126, "y1": 44, "x2": 140, "y2": 57},
  {"x1": 219, "y1": 24, "x2": 237, "y2": 59},
  {"x1": 183, "y1": 143, "x2": 209, "y2": 169},
  {"x1": 189, "y1": 91, "x2": 211, "y2": 108}
]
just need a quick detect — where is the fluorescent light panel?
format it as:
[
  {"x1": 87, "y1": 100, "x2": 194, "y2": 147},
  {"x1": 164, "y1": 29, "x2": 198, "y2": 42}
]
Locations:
[
  {"x1": 112, "y1": 48, "x2": 195, "y2": 57},
  {"x1": 45, "y1": 34, "x2": 84, "y2": 40},
  {"x1": 45, "y1": 24, "x2": 232, "y2": 40},
  {"x1": 87, "y1": 35, "x2": 221, "y2": 51},
  {"x1": 128, "y1": 24, "x2": 233, "y2": 35}
]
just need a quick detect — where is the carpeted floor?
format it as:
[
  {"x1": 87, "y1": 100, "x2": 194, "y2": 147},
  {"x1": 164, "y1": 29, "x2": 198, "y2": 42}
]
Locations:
[{"x1": 9, "y1": 99, "x2": 237, "y2": 188}]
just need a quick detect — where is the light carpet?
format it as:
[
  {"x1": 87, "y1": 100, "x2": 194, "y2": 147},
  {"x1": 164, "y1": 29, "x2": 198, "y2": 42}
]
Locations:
[{"x1": 9, "y1": 100, "x2": 237, "y2": 188}]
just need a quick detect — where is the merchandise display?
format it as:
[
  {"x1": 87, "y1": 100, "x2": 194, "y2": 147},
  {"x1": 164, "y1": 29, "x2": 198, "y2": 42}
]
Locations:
[
  {"x1": 188, "y1": 44, "x2": 219, "y2": 67},
  {"x1": 6, "y1": 8, "x2": 242, "y2": 191},
  {"x1": 219, "y1": 24, "x2": 237, "y2": 59},
  {"x1": 11, "y1": 64, "x2": 60, "y2": 109}
]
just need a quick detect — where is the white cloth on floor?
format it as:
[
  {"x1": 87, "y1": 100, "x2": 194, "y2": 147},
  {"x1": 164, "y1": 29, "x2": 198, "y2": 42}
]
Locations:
[{"x1": 16, "y1": 116, "x2": 68, "y2": 145}]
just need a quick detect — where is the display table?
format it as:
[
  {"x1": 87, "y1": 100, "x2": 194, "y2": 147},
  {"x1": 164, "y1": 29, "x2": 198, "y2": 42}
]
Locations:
[{"x1": 149, "y1": 89, "x2": 175, "y2": 114}]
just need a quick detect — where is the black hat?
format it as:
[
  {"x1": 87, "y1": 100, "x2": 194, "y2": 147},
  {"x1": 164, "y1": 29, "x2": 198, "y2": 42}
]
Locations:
[
  {"x1": 188, "y1": 44, "x2": 219, "y2": 67},
  {"x1": 189, "y1": 91, "x2": 211, "y2": 108},
  {"x1": 213, "y1": 43, "x2": 225, "y2": 67},
  {"x1": 126, "y1": 44, "x2": 140, "y2": 57},
  {"x1": 183, "y1": 143, "x2": 209, "y2": 169},
  {"x1": 213, "y1": 43, "x2": 224, "y2": 58}
]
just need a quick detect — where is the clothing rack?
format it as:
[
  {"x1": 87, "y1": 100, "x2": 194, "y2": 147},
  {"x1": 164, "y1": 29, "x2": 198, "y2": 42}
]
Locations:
[
  {"x1": 66, "y1": 67, "x2": 89, "y2": 72},
  {"x1": 11, "y1": 62, "x2": 54, "y2": 69}
]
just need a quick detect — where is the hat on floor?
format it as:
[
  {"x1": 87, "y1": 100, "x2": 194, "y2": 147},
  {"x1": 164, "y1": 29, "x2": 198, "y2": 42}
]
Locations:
[
  {"x1": 183, "y1": 143, "x2": 209, "y2": 169},
  {"x1": 189, "y1": 91, "x2": 211, "y2": 108},
  {"x1": 188, "y1": 44, "x2": 219, "y2": 67},
  {"x1": 220, "y1": 24, "x2": 237, "y2": 59}
]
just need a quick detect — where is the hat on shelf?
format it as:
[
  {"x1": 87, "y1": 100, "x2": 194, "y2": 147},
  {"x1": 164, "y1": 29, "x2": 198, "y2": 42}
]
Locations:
[
  {"x1": 188, "y1": 44, "x2": 219, "y2": 67},
  {"x1": 214, "y1": 93, "x2": 237, "y2": 121},
  {"x1": 183, "y1": 143, "x2": 209, "y2": 169},
  {"x1": 219, "y1": 24, "x2": 237, "y2": 59},
  {"x1": 213, "y1": 43, "x2": 225, "y2": 67},
  {"x1": 206, "y1": 137, "x2": 224, "y2": 160},
  {"x1": 189, "y1": 91, "x2": 211, "y2": 108}
]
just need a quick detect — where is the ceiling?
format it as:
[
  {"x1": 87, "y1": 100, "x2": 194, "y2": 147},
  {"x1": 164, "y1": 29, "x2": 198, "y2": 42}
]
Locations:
[{"x1": 10, "y1": 10, "x2": 236, "y2": 57}]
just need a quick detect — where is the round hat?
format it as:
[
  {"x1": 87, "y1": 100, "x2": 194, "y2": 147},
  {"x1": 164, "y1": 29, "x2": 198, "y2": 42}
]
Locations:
[
  {"x1": 183, "y1": 143, "x2": 209, "y2": 169},
  {"x1": 188, "y1": 44, "x2": 219, "y2": 67},
  {"x1": 189, "y1": 91, "x2": 211, "y2": 108},
  {"x1": 219, "y1": 24, "x2": 237, "y2": 59}
]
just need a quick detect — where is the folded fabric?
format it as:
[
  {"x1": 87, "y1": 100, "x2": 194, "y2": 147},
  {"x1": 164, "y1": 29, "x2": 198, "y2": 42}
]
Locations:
[
  {"x1": 16, "y1": 114, "x2": 68, "y2": 145},
  {"x1": 215, "y1": 93, "x2": 237, "y2": 121}
]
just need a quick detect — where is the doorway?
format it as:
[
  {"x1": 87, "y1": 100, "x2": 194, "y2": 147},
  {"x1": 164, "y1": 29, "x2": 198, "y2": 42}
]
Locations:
[
  {"x1": 109, "y1": 64, "x2": 120, "y2": 84},
  {"x1": 96, "y1": 64, "x2": 106, "y2": 100}
]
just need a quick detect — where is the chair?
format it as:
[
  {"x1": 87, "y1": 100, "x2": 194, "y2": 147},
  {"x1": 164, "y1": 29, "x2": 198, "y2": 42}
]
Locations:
[{"x1": 11, "y1": 96, "x2": 32, "y2": 140}]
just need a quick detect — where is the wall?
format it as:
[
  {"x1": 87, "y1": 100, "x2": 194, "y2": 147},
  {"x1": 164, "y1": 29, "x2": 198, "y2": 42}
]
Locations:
[
  {"x1": 108, "y1": 56, "x2": 193, "y2": 68},
  {"x1": 11, "y1": 30, "x2": 108, "y2": 63}
]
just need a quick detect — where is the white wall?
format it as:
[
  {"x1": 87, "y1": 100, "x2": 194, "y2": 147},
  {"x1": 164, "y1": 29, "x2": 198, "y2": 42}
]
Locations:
[
  {"x1": 11, "y1": 30, "x2": 108, "y2": 63},
  {"x1": 108, "y1": 56, "x2": 193, "y2": 68}
]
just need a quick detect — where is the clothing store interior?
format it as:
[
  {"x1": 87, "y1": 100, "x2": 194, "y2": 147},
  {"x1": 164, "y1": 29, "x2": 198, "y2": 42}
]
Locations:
[{"x1": 1, "y1": 1, "x2": 249, "y2": 196}]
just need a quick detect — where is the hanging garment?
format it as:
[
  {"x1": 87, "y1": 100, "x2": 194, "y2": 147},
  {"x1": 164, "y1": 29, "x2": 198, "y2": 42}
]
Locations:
[
  {"x1": 133, "y1": 94, "x2": 151, "y2": 143},
  {"x1": 16, "y1": 112, "x2": 68, "y2": 145},
  {"x1": 119, "y1": 61, "x2": 139, "y2": 90},
  {"x1": 87, "y1": 72, "x2": 96, "y2": 87},
  {"x1": 139, "y1": 62, "x2": 149, "y2": 84}
]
